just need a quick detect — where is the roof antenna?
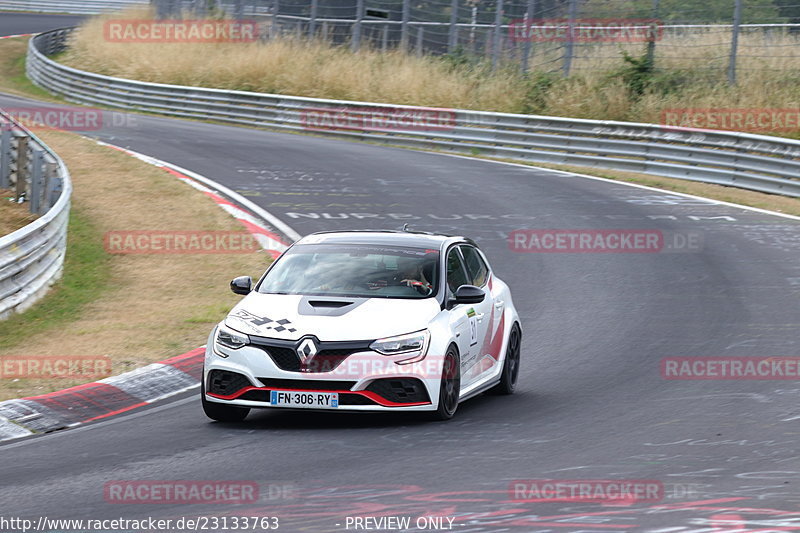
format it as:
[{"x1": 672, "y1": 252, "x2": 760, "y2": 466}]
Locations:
[{"x1": 402, "y1": 223, "x2": 411, "y2": 232}]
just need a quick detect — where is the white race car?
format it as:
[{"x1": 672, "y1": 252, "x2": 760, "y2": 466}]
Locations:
[{"x1": 202, "y1": 230, "x2": 521, "y2": 422}]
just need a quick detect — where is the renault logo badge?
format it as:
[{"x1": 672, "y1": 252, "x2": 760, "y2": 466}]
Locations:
[{"x1": 296, "y1": 338, "x2": 318, "y2": 364}]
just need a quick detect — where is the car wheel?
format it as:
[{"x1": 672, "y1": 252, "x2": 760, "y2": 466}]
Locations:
[
  {"x1": 201, "y1": 379, "x2": 250, "y2": 422},
  {"x1": 488, "y1": 324, "x2": 521, "y2": 395},
  {"x1": 428, "y1": 345, "x2": 461, "y2": 421}
]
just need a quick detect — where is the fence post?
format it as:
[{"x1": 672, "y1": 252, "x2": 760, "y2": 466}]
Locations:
[
  {"x1": 15, "y1": 136, "x2": 29, "y2": 203},
  {"x1": 382, "y1": 24, "x2": 389, "y2": 52},
  {"x1": 491, "y1": 0, "x2": 504, "y2": 69},
  {"x1": 448, "y1": 0, "x2": 459, "y2": 53},
  {"x1": 562, "y1": 0, "x2": 577, "y2": 76},
  {"x1": 728, "y1": 0, "x2": 742, "y2": 84},
  {"x1": 0, "y1": 129, "x2": 10, "y2": 189},
  {"x1": 470, "y1": 4, "x2": 477, "y2": 54},
  {"x1": 520, "y1": 0, "x2": 535, "y2": 73},
  {"x1": 416, "y1": 26, "x2": 424, "y2": 56},
  {"x1": 271, "y1": 0, "x2": 280, "y2": 39},
  {"x1": 646, "y1": 0, "x2": 660, "y2": 66},
  {"x1": 352, "y1": 0, "x2": 364, "y2": 52},
  {"x1": 401, "y1": 0, "x2": 410, "y2": 52},
  {"x1": 309, "y1": 0, "x2": 318, "y2": 38}
]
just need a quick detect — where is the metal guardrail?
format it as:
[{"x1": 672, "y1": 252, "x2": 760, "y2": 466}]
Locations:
[
  {"x1": 0, "y1": 109, "x2": 71, "y2": 320},
  {"x1": 26, "y1": 27, "x2": 800, "y2": 198},
  {"x1": 0, "y1": 0, "x2": 145, "y2": 14}
]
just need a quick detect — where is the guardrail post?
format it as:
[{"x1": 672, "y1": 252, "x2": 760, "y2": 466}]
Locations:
[
  {"x1": 0, "y1": 129, "x2": 10, "y2": 190},
  {"x1": 30, "y1": 148, "x2": 43, "y2": 215},
  {"x1": 448, "y1": 0, "x2": 459, "y2": 53},
  {"x1": 400, "y1": 0, "x2": 410, "y2": 51},
  {"x1": 352, "y1": 0, "x2": 364, "y2": 53},
  {"x1": 43, "y1": 160, "x2": 56, "y2": 210},
  {"x1": 15, "y1": 136, "x2": 29, "y2": 203}
]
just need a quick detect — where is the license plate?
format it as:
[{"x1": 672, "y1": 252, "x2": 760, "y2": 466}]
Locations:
[{"x1": 270, "y1": 390, "x2": 338, "y2": 409}]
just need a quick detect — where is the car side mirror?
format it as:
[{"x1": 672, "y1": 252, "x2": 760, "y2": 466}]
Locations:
[
  {"x1": 230, "y1": 276, "x2": 252, "y2": 295},
  {"x1": 450, "y1": 284, "x2": 485, "y2": 307}
]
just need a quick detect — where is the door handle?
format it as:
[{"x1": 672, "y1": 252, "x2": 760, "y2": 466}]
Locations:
[
  {"x1": 475, "y1": 313, "x2": 485, "y2": 322},
  {"x1": 494, "y1": 300, "x2": 504, "y2": 310}
]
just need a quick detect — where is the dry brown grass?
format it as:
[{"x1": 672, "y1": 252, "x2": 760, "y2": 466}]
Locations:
[
  {"x1": 0, "y1": 129, "x2": 270, "y2": 400},
  {"x1": 0, "y1": 189, "x2": 36, "y2": 236},
  {"x1": 61, "y1": 9, "x2": 800, "y2": 132},
  {"x1": 62, "y1": 7, "x2": 529, "y2": 112}
]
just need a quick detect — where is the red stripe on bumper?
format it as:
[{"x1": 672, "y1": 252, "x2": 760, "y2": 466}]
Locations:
[{"x1": 207, "y1": 386, "x2": 430, "y2": 407}]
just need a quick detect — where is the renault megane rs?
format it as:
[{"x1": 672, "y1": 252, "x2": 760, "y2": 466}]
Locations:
[{"x1": 202, "y1": 230, "x2": 521, "y2": 422}]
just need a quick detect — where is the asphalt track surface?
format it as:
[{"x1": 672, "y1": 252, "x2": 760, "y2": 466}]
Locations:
[
  {"x1": 1, "y1": 17, "x2": 800, "y2": 533},
  {"x1": 0, "y1": 12, "x2": 84, "y2": 36}
]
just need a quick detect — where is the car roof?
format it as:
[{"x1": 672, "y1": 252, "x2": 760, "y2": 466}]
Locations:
[{"x1": 294, "y1": 230, "x2": 467, "y2": 249}]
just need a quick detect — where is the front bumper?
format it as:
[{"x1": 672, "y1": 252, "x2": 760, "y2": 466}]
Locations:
[{"x1": 203, "y1": 342, "x2": 442, "y2": 412}]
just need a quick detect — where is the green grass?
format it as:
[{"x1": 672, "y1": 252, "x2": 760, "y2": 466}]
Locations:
[
  {"x1": 11, "y1": 55, "x2": 53, "y2": 100},
  {"x1": 0, "y1": 206, "x2": 113, "y2": 351}
]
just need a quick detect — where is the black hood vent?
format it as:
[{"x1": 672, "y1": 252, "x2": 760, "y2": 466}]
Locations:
[{"x1": 298, "y1": 296, "x2": 367, "y2": 316}]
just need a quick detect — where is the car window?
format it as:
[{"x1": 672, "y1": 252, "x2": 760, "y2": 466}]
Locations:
[
  {"x1": 446, "y1": 248, "x2": 469, "y2": 294},
  {"x1": 258, "y1": 243, "x2": 439, "y2": 299},
  {"x1": 460, "y1": 245, "x2": 489, "y2": 287}
]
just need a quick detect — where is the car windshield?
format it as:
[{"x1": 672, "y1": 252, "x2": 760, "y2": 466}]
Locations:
[{"x1": 258, "y1": 243, "x2": 440, "y2": 299}]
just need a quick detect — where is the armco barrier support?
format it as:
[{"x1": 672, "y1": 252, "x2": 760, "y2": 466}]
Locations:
[
  {"x1": 25, "y1": 28, "x2": 800, "y2": 197},
  {"x1": 0, "y1": 109, "x2": 71, "y2": 319}
]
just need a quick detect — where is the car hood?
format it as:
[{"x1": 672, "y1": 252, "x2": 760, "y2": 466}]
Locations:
[{"x1": 224, "y1": 292, "x2": 441, "y2": 341}]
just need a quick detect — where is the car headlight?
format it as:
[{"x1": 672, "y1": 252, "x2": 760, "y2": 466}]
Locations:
[
  {"x1": 370, "y1": 330, "x2": 430, "y2": 363},
  {"x1": 214, "y1": 325, "x2": 250, "y2": 354}
]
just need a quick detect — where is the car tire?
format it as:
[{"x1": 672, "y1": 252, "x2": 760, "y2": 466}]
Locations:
[
  {"x1": 488, "y1": 323, "x2": 521, "y2": 395},
  {"x1": 428, "y1": 345, "x2": 461, "y2": 421},
  {"x1": 201, "y1": 379, "x2": 250, "y2": 422}
]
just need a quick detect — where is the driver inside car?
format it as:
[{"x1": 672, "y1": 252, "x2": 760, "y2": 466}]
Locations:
[{"x1": 395, "y1": 257, "x2": 434, "y2": 294}]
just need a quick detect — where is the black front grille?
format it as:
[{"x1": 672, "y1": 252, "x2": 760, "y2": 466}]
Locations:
[
  {"x1": 338, "y1": 394, "x2": 374, "y2": 405},
  {"x1": 249, "y1": 336, "x2": 373, "y2": 373},
  {"x1": 207, "y1": 370, "x2": 252, "y2": 396},
  {"x1": 365, "y1": 378, "x2": 431, "y2": 404},
  {"x1": 258, "y1": 346, "x2": 301, "y2": 371},
  {"x1": 256, "y1": 378, "x2": 356, "y2": 391},
  {"x1": 239, "y1": 389, "x2": 271, "y2": 402}
]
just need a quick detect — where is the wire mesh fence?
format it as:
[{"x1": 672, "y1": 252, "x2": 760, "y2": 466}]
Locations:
[{"x1": 143, "y1": 0, "x2": 800, "y2": 83}]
